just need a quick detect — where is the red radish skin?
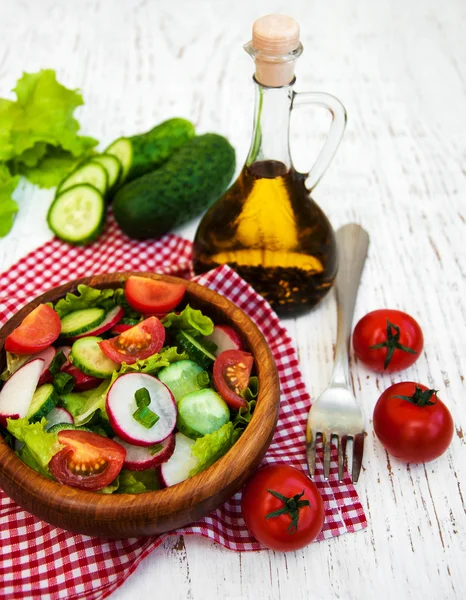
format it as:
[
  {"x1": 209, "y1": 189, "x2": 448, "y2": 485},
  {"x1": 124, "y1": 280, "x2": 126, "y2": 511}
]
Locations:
[
  {"x1": 0, "y1": 359, "x2": 45, "y2": 427},
  {"x1": 107, "y1": 373, "x2": 177, "y2": 446},
  {"x1": 114, "y1": 433, "x2": 175, "y2": 471},
  {"x1": 110, "y1": 324, "x2": 133, "y2": 335},
  {"x1": 61, "y1": 362, "x2": 101, "y2": 391},
  {"x1": 68, "y1": 306, "x2": 124, "y2": 341},
  {"x1": 160, "y1": 432, "x2": 198, "y2": 487},
  {"x1": 204, "y1": 325, "x2": 244, "y2": 356}
]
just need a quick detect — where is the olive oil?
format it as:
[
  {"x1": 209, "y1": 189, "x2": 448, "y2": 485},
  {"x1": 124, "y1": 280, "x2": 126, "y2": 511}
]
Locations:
[
  {"x1": 192, "y1": 15, "x2": 346, "y2": 316},
  {"x1": 193, "y1": 160, "x2": 337, "y2": 315}
]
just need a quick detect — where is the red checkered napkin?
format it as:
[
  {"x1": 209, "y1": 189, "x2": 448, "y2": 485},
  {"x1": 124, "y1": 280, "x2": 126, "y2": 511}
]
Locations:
[{"x1": 0, "y1": 217, "x2": 367, "y2": 600}]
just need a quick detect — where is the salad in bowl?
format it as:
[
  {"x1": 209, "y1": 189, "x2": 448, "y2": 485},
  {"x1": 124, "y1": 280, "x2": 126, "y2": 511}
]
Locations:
[{"x1": 0, "y1": 275, "x2": 259, "y2": 495}]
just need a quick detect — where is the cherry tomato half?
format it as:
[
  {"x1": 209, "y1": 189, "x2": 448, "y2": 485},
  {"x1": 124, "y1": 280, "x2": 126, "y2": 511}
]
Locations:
[
  {"x1": 213, "y1": 350, "x2": 254, "y2": 409},
  {"x1": 373, "y1": 382, "x2": 454, "y2": 463},
  {"x1": 241, "y1": 465, "x2": 325, "y2": 551},
  {"x1": 5, "y1": 304, "x2": 61, "y2": 355},
  {"x1": 125, "y1": 276, "x2": 186, "y2": 315},
  {"x1": 99, "y1": 316, "x2": 165, "y2": 364},
  {"x1": 353, "y1": 309, "x2": 423, "y2": 372},
  {"x1": 49, "y1": 430, "x2": 125, "y2": 490}
]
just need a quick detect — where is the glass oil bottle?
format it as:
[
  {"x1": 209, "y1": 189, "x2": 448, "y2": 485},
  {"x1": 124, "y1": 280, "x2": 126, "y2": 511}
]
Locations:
[{"x1": 193, "y1": 15, "x2": 347, "y2": 316}]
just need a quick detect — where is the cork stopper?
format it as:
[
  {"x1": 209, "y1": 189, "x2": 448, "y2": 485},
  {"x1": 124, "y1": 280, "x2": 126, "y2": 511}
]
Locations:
[{"x1": 244, "y1": 14, "x2": 303, "y2": 87}]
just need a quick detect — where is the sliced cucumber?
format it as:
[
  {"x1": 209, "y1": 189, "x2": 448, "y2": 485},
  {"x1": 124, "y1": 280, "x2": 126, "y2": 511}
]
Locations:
[
  {"x1": 27, "y1": 384, "x2": 58, "y2": 423},
  {"x1": 58, "y1": 161, "x2": 108, "y2": 196},
  {"x1": 158, "y1": 360, "x2": 208, "y2": 403},
  {"x1": 105, "y1": 137, "x2": 132, "y2": 183},
  {"x1": 71, "y1": 336, "x2": 119, "y2": 378},
  {"x1": 47, "y1": 184, "x2": 105, "y2": 245},
  {"x1": 176, "y1": 331, "x2": 216, "y2": 370},
  {"x1": 60, "y1": 307, "x2": 106, "y2": 338},
  {"x1": 47, "y1": 423, "x2": 93, "y2": 434},
  {"x1": 89, "y1": 154, "x2": 122, "y2": 189},
  {"x1": 177, "y1": 388, "x2": 230, "y2": 439}
]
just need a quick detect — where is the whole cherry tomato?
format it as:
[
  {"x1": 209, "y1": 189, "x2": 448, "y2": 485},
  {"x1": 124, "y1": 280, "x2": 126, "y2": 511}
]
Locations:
[
  {"x1": 373, "y1": 382, "x2": 454, "y2": 463},
  {"x1": 241, "y1": 465, "x2": 324, "y2": 551},
  {"x1": 353, "y1": 309, "x2": 423, "y2": 372}
]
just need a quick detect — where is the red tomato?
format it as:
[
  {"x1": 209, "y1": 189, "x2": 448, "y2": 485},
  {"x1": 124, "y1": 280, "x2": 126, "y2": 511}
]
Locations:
[
  {"x1": 49, "y1": 430, "x2": 125, "y2": 490},
  {"x1": 99, "y1": 316, "x2": 165, "y2": 364},
  {"x1": 5, "y1": 304, "x2": 61, "y2": 355},
  {"x1": 242, "y1": 465, "x2": 324, "y2": 551},
  {"x1": 213, "y1": 350, "x2": 254, "y2": 409},
  {"x1": 125, "y1": 276, "x2": 186, "y2": 314},
  {"x1": 353, "y1": 309, "x2": 423, "y2": 372},
  {"x1": 373, "y1": 382, "x2": 454, "y2": 463}
]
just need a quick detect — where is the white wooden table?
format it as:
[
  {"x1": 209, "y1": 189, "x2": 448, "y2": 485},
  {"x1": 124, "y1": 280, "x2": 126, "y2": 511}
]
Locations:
[{"x1": 1, "y1": 1, "x2": 465, "y2": 598}]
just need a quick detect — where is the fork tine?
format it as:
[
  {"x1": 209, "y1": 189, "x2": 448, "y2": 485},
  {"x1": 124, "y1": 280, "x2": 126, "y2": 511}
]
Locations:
[
  {"x1": 323, "y1": 432, "x2": 332, "y2": 480},
  {"x1": 351, "y1": 433, "x2": 365, "y2": 483},
  {"x1": 306, "y1": 429, "x2": 317, "y2": 478},
  {"x1": 338, "y1": 435, "x2": 347, "y2": 481}
]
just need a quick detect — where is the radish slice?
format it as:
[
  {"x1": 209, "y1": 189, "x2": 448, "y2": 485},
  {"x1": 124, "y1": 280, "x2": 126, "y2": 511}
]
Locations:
[
  {"x1": 204, "y1": 325, "x2": 244, "y2": 356},
  {"x1": 110, "y1": 323, "x2": 133, "y2": 335},
  {"x1": 0, "y1": 359, "x2": 45, "y2": 427},
  {"x1": 34, "y1": 347, "x2": 57, "y2": 385},
  {"x1": 69, "y1": 306, "x2": 125, "y2": 341},
  {"x1": 56, "y1": 346, "x2": 72, "y2": 360},
  {"x1": 160, "y1": 432, "x2": 199, "y2": 487},
  {"x1": 114, "y1": 433, "x2": 175, "y2": 470},
  {"x1": 61, "y1": 362, "x2": 101, "y2": 391},
  {"x1": 45, "y1": 407, "x2": 74, "y2": 429},
  {"x1": 107, "y1": 373, "x2": 177, "y2": 446}
]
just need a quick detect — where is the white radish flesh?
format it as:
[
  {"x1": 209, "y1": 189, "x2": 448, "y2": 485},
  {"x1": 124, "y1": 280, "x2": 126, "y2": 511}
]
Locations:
[
  {"x1": 160, "y1": 432, "x2": 199, "y2": 487},
  {"x1": 114, "y1": 433, "x2": 175, "y2": 470},
  {"x1": 204, "y1": 325, "x2": 243, "y2": 356},
  {"x1": 34, "y1": 347, "x2": 57, "y2": 385},
  {"x1": 107, "y1": 373, "x2": 177, "y2": 446},
  {"x1": 0, "y1": 358, "x2": 45, "y2": 427},
  {"x1": 44, "y1": 407, "x2": 74, "y2": 429}
]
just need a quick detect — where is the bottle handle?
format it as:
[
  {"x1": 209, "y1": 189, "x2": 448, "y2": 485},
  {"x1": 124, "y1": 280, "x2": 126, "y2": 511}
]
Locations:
[{"x1": 291, "y1": 91, "x2": 347, "y2": 191}]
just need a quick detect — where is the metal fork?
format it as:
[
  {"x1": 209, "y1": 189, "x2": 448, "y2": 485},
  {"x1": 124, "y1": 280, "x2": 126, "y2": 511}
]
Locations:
[{"x1": 306, "y1": 223, "x2": 369, "y2": 483}]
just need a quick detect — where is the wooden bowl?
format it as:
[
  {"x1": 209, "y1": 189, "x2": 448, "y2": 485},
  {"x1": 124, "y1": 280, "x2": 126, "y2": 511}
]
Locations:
[{"x1": 0, "y1": 272, "x2": 280, "y2": 538}]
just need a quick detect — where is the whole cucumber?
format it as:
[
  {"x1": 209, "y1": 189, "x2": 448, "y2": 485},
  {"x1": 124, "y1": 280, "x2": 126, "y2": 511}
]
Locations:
[
  {"x1": 113, "y1": 134, "x2": 235, "y2": 239},
  {"x1": 105, "y1": 118, "x2": 195, "y2": 184}
]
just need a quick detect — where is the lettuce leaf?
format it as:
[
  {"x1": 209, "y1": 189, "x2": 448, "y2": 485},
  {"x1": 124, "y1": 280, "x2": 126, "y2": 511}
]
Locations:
[
  {"x1": 0, "y1": 164, "x2": 20, "y2": 237},
  {"x1": 117, "y1": 346, "x2": 188, "y2": 377},
  {"x1": 16, "y1": 147, "x2": 81, "y2": 188},
  {"x1": 7, "y1": 417, "x2": 62, "y2": 474},
  {"x1": 59, "y1": 391, "x2": 92, "y2": 418},
  {"x1": 98, "y1": 476, "x2": 121, "y2": 494},
  {"x1": 0, "y1": 69, "x2": 98, "y2": 236},
  {"x1": 116, "y1": 469, "x2": 160, "y2": 494},
  {"x1": 73, "y1": 380, "x2": 110, "y2": 426},
  {"x1": 54, "y1": 284, "x2": 119, "y2": 317},
  {"x1": 231, "y1": 376, "x2": 259, "y2": 431},
  {"x1": 189, "y1": 422, "x2": 238, "y2": 477},
  {"x1": 4, "y1": 69, "x2": 97, "y2": 159},
  {"x1": 162, "y1": 305, "x2": 214, "y2": 337}
]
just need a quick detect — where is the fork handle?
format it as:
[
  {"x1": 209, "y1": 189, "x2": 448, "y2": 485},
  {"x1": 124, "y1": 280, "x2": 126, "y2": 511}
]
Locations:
[{"x1": 331, "y1": 224, "x2": 370, "y2": 386}]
